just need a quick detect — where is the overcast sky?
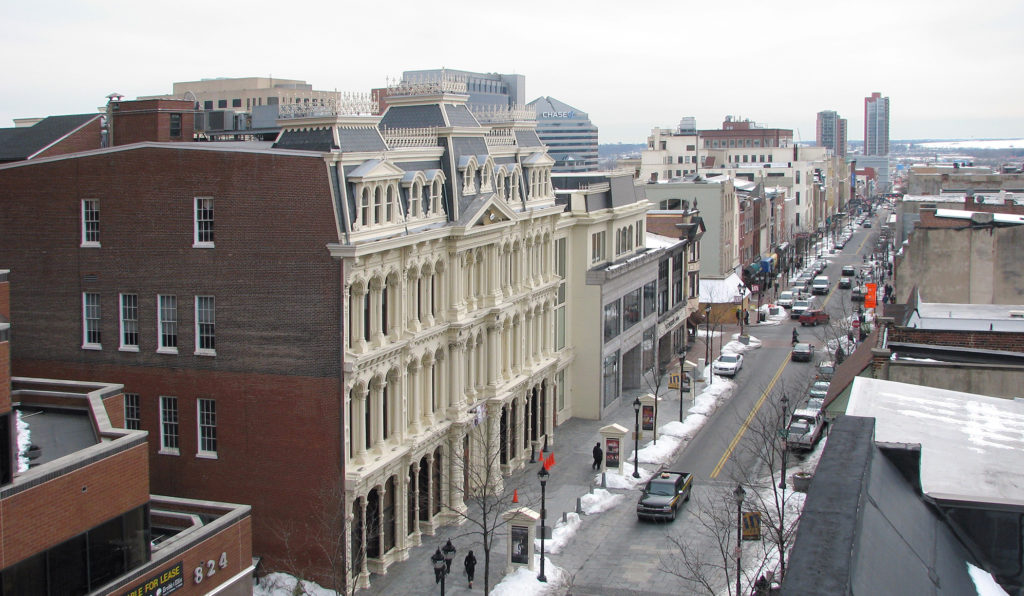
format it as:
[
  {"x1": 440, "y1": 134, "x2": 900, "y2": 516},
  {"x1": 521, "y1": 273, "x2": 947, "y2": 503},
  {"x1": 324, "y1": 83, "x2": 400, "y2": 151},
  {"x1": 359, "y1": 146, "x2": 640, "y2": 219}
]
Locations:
[{"x1": 3, "y1": 0, "x2": 1022, "y2": 143}]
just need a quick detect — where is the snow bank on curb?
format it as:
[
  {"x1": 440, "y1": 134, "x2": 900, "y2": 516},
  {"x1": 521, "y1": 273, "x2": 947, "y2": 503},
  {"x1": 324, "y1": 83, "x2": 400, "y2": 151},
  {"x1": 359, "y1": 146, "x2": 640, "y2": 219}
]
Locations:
[
  {"x1": 580, "y1": 489, "x2": 623, "y2": 516},
  {"x1": 16, "y1": 411, "x2": 30, "y2": 473},
  {"x1": 491, "y1": 555, "x2": 566, "y2": 596},
  {"x1": 255, "y1": 573, "x2": 337, "y2": 596},
  {"x1": 536, "y1": 512, "x2": 582, "y2": 554},
  {"x1": 600, "y1": 466, "x2": 653, "y2": 490},
  {"x1": 636, "y1": 434, "x2": 682, "y2": 464}
]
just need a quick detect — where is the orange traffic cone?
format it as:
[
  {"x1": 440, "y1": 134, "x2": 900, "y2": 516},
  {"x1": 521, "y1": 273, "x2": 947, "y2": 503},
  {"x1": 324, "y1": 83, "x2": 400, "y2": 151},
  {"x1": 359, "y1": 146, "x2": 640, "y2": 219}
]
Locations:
[{"x1": 512, "y1": 489, "x2": 519, "y2": 503}]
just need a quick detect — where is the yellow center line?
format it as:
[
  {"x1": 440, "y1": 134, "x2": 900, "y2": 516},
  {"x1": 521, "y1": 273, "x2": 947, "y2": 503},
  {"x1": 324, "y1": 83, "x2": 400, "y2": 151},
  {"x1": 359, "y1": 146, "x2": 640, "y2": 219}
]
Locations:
[{"x1": 710, "y1": 353, "x2": 791, "y2": 479}]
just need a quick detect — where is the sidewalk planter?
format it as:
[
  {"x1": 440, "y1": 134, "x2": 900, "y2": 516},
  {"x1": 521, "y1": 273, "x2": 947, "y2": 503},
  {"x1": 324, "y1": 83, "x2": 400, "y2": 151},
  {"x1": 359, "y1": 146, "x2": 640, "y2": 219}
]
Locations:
[
  {"x1": 739, "y1": 335, "x2": 750, "y2": 345},
  {"x1": 793, "y1": 472, "x2": 813, "y2": 493}
]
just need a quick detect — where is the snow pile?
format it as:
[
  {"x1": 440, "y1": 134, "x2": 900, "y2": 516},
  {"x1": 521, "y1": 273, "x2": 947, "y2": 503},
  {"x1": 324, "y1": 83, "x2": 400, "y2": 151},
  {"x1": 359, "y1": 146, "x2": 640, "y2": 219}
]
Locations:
[
  {"x1": 636, "y1": 434, "x2": 682, "y2": 464},
  {"x1": 491, "y1": 554, "x2": 566, "y2": 596},
  {"x1": 826, "y1": 335, "x2": 858, "y2": 357},
  {"x1": 757, "y1": 305, "x2": 788, "y2": 326},
  {"x1": 580, "y1": 489, "x2": 623, "y2": 516},
  {"x1": 255, "y1": 572, "x2": 337, "y2": 596},
  {"x1": 16, "y1": 411, "x2": 30, "y2": 473},
  {"x1": 537, "y1": 512, "x2": 582, "y2": 554},
  {"x1": 691, "y1": 377, "x2": 736, "y2": 416},
  {"x1": 696, "y1": 328, "x2": 723, "y2": 339},
  {"x1": 601, "y1": 465, "x2": 653, "y2": 490},
  {"x1": 967, "y1": 562, "x2": 1010, "y2": 596}
]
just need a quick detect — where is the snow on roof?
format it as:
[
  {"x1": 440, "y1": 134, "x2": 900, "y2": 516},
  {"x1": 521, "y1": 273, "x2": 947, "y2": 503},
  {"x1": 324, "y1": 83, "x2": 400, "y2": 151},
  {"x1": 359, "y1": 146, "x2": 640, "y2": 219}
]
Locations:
[
  {"x1": 645, "y1": 232, "x2": 683, "y2": 250},
  {"x1": 846, "y1": 377, "x2": 1024, "y2": 507},
  {"x1": 699, "y1": 272, "x2": 744, "y2": 303},
  {"x1": 934, "y1": 208, "x2": 1024, "y2": 225},
  {"x1": 909, "y1": 301, "x2": 1024, "y2": 331}
]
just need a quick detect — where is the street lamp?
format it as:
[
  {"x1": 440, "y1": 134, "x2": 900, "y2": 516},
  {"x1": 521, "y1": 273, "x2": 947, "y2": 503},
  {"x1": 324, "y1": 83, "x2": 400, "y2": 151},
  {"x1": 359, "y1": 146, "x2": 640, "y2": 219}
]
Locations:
[
  {"x1": 632, "y1": 396, "x2": 642, "y2": 478},
  {"x1": 431, "y1": 547, "x2": 448, "y2": 595},
  {"x1": 734, "y1": 484, "x2": 746, "y2": 596},
  {"x1": 704, "y1": 305, "x2": 713, "y2": 386},
  {"x1": 678, "y1": 351, "x2": 686, "y2": 423},
  {"x1": 737, "y1": 283, "x2": 745, "y2": 335},
  {"x1": 778, "y1": 393, "x2": 789, "y2": 580},
  {"x1": 537, "y1": 466, "x2": 549, "y2": 583}
]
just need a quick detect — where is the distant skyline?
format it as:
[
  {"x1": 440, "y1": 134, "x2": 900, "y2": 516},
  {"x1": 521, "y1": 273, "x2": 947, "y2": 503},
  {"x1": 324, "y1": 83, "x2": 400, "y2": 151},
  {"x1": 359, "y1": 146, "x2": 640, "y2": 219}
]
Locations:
[{"x1": 2, "y1": 0, "x2": 1023, "y2": 144}]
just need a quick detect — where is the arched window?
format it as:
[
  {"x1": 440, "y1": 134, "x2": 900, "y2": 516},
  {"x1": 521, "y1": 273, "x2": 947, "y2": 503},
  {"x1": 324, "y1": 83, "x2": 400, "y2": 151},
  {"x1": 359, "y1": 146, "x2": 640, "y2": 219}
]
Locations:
[
  {"x1": 373, "y1": 186, "x2": 384, "y2": 226},
  {"x1": 360, "y1": 187, "x2": 371, "y2": 228},
  {"x1": 495, "y1": 168, "x2": 506, "y2": 200},
  {"x1": 431, "y1": 178, "x2": 444, "y2": 215},
  {"x1": 385, "y1": 184, "x2": 396, "y2": 222},
  {"x1": 410, "y1": 182, "x2": 423, "y2": 218}
]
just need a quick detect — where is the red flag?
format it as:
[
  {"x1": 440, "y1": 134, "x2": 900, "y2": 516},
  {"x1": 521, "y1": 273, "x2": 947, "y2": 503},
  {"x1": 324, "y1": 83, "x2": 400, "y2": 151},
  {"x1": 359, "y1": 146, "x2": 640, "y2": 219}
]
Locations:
[{"x1": 544, "y1": 453, "x2": 555, "y2": 470}]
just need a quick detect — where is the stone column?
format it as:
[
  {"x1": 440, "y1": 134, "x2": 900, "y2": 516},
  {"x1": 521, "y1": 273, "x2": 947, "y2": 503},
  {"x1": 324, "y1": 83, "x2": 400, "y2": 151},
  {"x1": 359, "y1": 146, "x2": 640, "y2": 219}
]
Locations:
[
  {"x1": 353, "y1": 385, "x2": 368, "y2": 464},
  {"x1": 486, "y1": 318, "x2": 499, "y2": 387},
  {"x1": 370, "y1": 378, "x2": 384, "y2": 453},
  {"x1": 351, "y1": 281, "x2": 368, "y2": 354}
]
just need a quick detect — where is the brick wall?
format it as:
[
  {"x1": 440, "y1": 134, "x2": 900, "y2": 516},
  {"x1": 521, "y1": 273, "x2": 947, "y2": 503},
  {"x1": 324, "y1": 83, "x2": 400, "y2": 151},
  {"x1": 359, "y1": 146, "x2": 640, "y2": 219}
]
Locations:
[
  {"x1": 111, "y1": 100, "x2": 196, "y2": 145},
  {"x1": 0, "y1": 145, "x2": 344, "y2": 571},
  {"x1": 35, "y1": 117, "x2": 103, "y2": 159},
  {"x1": 888, "y1": 327, "x2": 1024, "y2": 353},
  {"x1": 0, "y1": 442, "x2": 150, "y2": 567}
]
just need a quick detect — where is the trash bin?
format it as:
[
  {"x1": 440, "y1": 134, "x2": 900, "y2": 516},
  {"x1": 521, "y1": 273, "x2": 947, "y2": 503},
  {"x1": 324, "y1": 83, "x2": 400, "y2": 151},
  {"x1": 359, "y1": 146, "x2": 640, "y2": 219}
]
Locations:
[{"x1": 758, "y1": 312, "x2": 766, "y2": 322}]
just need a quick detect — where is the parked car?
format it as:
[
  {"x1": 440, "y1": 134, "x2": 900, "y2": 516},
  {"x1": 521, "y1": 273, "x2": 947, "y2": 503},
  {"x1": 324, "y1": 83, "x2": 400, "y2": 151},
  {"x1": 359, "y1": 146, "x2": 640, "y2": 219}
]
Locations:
[
  {"x1": 799, "y1": 309, "x2": 830, "y2": 326},
  {"x1": 791, "y1": 299, "x2": 812, "y2": 319},
  {"x1": 808, "y1": 380, "x2": 831, "y2": 400},
  {"x1": 777, "y1": 290, "x2": 796, "y2": 309},
  {"x1": 811, "y1": 276, "x2": 831, "y2": 295},
  {"x1": 712, "y1": 353, "x2": 744, "y2": 377},
  {"x1": 863, "y1": 220, "x2": 872, "y2": 228},
  {"x1": 817, "y1": 361, "x2": 835, "y2": 381},
  {"x1": 851, "y1": 285, "x2": 867, "y2": 302},
  {"x1": 806, "y1": 396, "x2": 825, "y2": 412},
  {"x1": 787, "y1": 409, "x2": 825, "y2": 451},
  {"x1": 792, "y1": 342, "x2": 814, "y2": 362},
  {"x1": 838, "y1": 276, "x2": 853, "y2": 289},
  {"x1": 841, "y1": 265, "x2": 856, "y2": 277},
  {"x1": 637, "y1": 470, "x2": 693, "y2": 521}
]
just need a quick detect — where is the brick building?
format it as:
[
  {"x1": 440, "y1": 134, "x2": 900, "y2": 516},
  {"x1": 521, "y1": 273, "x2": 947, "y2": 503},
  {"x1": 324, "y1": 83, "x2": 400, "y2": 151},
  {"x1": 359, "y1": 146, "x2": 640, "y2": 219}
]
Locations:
[{"x1": 0, "y1": 270, "x2": 252, "y2": 595}]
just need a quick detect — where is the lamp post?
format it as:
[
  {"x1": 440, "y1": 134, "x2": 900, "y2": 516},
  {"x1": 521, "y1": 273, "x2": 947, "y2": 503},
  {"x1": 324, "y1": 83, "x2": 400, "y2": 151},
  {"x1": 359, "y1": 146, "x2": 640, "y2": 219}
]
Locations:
[
  {"x1": 704, "y1": 305, "x2": 713, "y2": 386},
  {"x1": 734, "y1": 484, "x2": 746, "y2": 596},
  {"x1": 632, "y1": 396, "x2": 641, "y2": 478},
  {"x1": 737, "y1": 283, "x2": 745, "y2": 335},
  {"x1": 678, "y1": 352, "x2": 686, "y2": 423},
  {"x1": 431, "y1": 547, "x2": 447, "y2": 595},
  {"x1": 778, "y1": 394, "x2": 789, "y2": 580},
  {"x1": 537, "y1": 466, "x2": 549, "y2": 583}
]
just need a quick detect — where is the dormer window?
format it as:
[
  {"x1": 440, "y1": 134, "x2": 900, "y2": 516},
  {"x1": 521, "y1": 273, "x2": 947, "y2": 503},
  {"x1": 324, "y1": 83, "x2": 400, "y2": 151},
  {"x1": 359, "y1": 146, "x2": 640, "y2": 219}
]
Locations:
[
  {"x1": 409, "y1": 182, "x2": 423, "y2": 218},
  {"x1": 459, "y1": 156, "x2": 479, "y2": 196},
  {"x1": 480, "y1": 159, "x2": 494, "y2": 193},
  {"x1": 495, "y1": 167, "x2": 506, "y2": 200}
]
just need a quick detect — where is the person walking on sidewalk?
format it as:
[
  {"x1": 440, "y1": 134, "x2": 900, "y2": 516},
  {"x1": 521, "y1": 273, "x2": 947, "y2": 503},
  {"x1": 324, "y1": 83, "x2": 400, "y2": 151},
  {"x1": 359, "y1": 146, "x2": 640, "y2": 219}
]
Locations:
[
  {"x1": 442, "y1": 539, "x2": 456, "y2": 573},
  {"x1": 464, "y1": 550, "x2": 477, "y2": 589},
  {"x1": 592, "y1": 442, "x2": 603, "y2": 470}
]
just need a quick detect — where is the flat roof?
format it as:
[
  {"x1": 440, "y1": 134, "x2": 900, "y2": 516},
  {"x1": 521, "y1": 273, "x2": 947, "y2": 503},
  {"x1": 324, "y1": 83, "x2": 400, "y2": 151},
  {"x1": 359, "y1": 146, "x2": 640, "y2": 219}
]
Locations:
[
  {"x1": 846, "y1": 377, "x2": 1024, "y2": 507},
  {"x1": 16, "y1": 406, "x2": 96, "y2": 465},
  {"x1": 909, "y1": 301, "x2": 1024, "y2": 331},
  {"x1": 934, "y1": 208, "x2": 1024, "y2": 224}
]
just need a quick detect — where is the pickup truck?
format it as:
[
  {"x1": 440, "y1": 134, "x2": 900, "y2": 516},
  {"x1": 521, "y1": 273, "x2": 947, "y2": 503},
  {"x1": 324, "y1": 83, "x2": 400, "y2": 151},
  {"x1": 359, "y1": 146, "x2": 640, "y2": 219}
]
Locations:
[
  {"x1": 637, "y1": 470, "x2": 693, "y2": 521},
  {"x1": 787, "y1": 408, "x2": 825, "y2": 452}
]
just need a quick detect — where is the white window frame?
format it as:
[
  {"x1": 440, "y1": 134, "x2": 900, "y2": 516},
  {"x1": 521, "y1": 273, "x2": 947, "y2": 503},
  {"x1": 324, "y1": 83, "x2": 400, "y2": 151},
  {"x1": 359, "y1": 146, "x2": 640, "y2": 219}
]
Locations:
[
  {"x1": 194, "y1": 295, "x2": 216, "y2": 356},
  {"x1": 124, "y1": 392, "x2": 140, "y2": 430},
  {"x1": 119, "y1": 293, "x2": 139, "y2": 351},
  {"x1": 81, "y1": 199, "x2": 100, "y2": 247},
  {"x1": 157, "y1": 294, "x2": 178, "y2": 354},
  {"x1": 159, "y1": 395, "x2": 180, "y2": 455},
  {"x1": 193, "y1": 197, "x2": 214, "y2": 248},
  {"x1": 197, "y1": 398, "x2": 217, "y2": 458},
  {"x1": 82, "y1": 292, "x2": 102, "y2": 350}
]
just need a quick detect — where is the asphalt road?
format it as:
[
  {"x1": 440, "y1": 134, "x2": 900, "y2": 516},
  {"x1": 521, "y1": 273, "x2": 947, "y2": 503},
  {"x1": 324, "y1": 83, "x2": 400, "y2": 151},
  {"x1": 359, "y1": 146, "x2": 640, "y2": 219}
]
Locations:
[{"x1": 563, "y1": 210, "x2": 886, "y2": 596}]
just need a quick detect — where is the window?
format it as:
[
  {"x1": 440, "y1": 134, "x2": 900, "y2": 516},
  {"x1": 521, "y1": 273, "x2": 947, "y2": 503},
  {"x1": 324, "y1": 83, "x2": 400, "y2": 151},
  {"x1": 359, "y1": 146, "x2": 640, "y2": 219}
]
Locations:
[
  {"x1": 231, "y1": 98, "x2": 241, "y2": 108},
  {"x1": 591, "y1": 231, "x2": 606, "y2": 263},
  {"x1": 195, "y1": 296, "x2": 215, "y2": 355},
  {"x1": 159, "y1": 396, "x2": 179, "y2": 454},
  {"x1": 218, "y1": 99, "x2": 227, "y2": 108},
  {"x1": 169, "y1": 113, "x2": 182, "y2": 138},
  {"x1": 555, "y1": 238, "x2": 566, "y2": 351},
  {"x1": 197, "y1": 398, "x2": 217, "y2": 456},
  {"x1": 119, "y1": 294, "x2": 138, "y2": 350},
  {"x1": 157, "y1": 295, "x2": 177, "y2": 353},
  {"x1": 124, "y1": 393, "x2": 140, "y2": 430},
  {"x1": 603, "y1": 300, "x2": 620, "y2": 342},
  {"x1": 193, "y1": 197, "x2": 214, "y2": 247},
  {"x1": 82, "y1": 293, "x2": 101, "y2": 349},
  {"x1": 203, "y1": 100, "x2": 213, "y2": 110},
  {"x1": 81, "y1": 199, "x2": 100, "y2": 246},
  {"x1": 796, "y1": 191, "x2": 801, "y2": 206},
  {"x1": 622, "y1": 289, "x2": 641, "y2": 331},
  {"x1": 796, "y1": 170, "x2": 801, "y2": 184},
  {"x1": 602, "y1": 351, "x2": 619, "y2": 406},
  {"x1": 643, "y1": 281, "x2": 656, "y2": 317}
]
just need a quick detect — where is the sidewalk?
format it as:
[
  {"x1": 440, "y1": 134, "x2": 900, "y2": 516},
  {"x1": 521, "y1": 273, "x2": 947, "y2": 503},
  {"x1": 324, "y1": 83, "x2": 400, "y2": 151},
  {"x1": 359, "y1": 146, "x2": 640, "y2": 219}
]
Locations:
[{"x1": 360, "y1": 327, "x2": 748, "y2": 595}]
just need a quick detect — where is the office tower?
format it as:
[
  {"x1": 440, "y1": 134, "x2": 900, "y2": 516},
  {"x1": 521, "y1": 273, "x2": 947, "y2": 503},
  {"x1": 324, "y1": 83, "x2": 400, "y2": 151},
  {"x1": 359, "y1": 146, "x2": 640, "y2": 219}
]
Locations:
[{"x1": 864, "y1": 92, "x2": 890, "y2": 156}]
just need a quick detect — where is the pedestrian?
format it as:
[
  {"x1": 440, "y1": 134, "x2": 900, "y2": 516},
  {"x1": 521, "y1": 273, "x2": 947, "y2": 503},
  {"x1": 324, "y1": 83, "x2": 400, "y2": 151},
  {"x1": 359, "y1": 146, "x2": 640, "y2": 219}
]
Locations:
[
  {"x1": 592, "y1": 442, "x2": 603, "y2": 470},
  {"x1": 464, "y1": 550, "x2": 477, "y2": 589},
  {"x1": 744, "y1": 310, "x2": 750, "y2": 326},
  {"x1": 442, "y1": 539, "x2": 456, "y2": 573}
]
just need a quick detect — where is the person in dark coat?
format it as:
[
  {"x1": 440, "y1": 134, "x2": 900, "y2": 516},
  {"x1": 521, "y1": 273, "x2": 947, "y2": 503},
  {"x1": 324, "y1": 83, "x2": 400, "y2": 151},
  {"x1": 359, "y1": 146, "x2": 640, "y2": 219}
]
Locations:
[
  {"x1": 442, "y1": 539, "x2": 456, "y2": 573},
  {"x1": 464, "y1": 550, "x2": 477, "y2": 588},
  {"x1": 592, "y1": 442, "x2": 603, "y2": 470}
]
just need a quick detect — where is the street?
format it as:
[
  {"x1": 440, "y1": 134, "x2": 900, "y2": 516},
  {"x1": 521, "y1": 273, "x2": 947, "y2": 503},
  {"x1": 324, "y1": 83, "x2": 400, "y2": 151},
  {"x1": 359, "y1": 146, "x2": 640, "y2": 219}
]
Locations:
[{"x1": 560, "y1": 211, "x2": 886, "y2": 596}]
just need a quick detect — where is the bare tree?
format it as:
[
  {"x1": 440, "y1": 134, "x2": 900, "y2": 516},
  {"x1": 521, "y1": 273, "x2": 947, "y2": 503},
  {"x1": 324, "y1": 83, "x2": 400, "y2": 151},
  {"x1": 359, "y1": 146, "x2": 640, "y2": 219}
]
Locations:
[{"x1": 440, "y1": 413, "x2": 539, "y2": 595}]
